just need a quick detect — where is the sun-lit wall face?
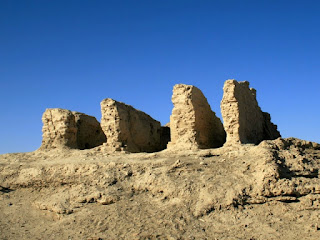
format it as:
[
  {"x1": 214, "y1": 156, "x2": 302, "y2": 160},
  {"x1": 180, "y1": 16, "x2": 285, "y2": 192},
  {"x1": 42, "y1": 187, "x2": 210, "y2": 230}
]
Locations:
[
  {"x1": 221, "y1": 80, "x2": 280, "y2": 145},
  {"x1": 40, "y1": 108, "x2": 106, "y2": 150},
  {"x1": 168, "y1": 84, "x2": 225, "y2": 150}
]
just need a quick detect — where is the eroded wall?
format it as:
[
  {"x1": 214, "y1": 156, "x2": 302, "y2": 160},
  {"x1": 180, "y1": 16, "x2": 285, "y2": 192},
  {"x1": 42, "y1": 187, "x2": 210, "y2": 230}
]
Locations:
[
  {"x1": 40, "y1": 108, "x2": 106, "y2": 150},
  {"x1": 221, "y1": 80, "x2": 280, "y2": 145},
  {"x1": 100, "y1": 98, "x2": 168, "y2": 152},
  {"x1": 167, "y1": 84, "x2": 226, "y2": 150}
]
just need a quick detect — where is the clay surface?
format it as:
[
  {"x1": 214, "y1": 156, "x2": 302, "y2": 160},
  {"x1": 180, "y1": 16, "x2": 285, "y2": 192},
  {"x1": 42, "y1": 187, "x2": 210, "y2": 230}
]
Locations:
[
  {"x1": 221, "y1": 80, "x2": 280, "y2": 145},
  {"x1": 100, "y1": 98, "x2": 167, "y2": 153},
  {"x1": 168, "y1": 84, "x2": 226, "y2": 150}
]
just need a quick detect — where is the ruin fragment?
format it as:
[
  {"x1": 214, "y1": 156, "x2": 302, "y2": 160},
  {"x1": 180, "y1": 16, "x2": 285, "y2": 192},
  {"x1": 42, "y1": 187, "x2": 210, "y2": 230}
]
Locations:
[
  {"x1": 100, "y1": 98, "x2": 168, "y2": 152},
  {"x1": 167, "y1": 84, "x2": 226, "y2": 150},
  {"x1": 72, "y1": 111, "x2": 107, "y2": 150},
  {"x1": 220, "y1": 80, "x2": 280, "y2": 145},
  {"x1": 40, "y1": 108, "x2": 106, "y2": 150}
]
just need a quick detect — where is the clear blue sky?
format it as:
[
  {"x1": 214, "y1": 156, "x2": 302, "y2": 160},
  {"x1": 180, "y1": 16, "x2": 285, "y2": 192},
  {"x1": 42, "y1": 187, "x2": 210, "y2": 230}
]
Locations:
[{"x1": 1, "y1": 0, "x2": 319, "y2": 154}]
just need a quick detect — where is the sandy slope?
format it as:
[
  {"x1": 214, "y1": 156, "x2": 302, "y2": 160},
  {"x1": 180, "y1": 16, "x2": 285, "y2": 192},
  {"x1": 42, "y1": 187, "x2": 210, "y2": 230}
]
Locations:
[{"x1": 1, "y1": 138, "x2": 320, "y2": 240}]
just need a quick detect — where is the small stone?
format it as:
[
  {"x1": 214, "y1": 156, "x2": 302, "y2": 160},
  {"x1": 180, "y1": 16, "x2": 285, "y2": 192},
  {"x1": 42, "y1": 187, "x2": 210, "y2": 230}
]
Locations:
[{"x1": 97, "y1": 196, "x2": 117, "y2": 205}]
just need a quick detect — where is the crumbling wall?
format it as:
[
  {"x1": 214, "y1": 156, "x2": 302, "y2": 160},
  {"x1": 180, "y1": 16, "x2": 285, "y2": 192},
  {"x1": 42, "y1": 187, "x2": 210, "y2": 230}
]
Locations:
[
  {"x1": 40, "y1": 108, "x2": 78, "y2": 149},
  {"x1": 100, "y1": 98, "x2": 167, "y2": 152},
  {"x1": 167, "y1": 84, "x2": 226, "y2": 150},
  {"x1": 220, "y1": 80, "x2": 280, "y2": 145},
  {"x1": 40, "y1": 108, "x2": 106, "y2": 150}
]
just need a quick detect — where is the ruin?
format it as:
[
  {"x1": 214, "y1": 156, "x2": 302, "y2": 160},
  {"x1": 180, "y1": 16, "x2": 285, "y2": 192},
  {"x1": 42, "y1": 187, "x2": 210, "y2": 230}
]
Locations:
[
  {"x1": 220, "y1": 80, "x2": 280, "y2": 145},
  {"x1": 39, "y1": 80, "x2": 281, "y2": 152},
  {"x1": 40, "y1": 108, "x2": 106, "y2": 150},
  {"x1": 72, "y1": 111, "x2": 107, "y2": 150},
  {"x1": 167, "y1": 84, "x2": 226, "y2": 150},
  {"x1": 100, "y1": 98, "x2": 168, "y2": 153}
]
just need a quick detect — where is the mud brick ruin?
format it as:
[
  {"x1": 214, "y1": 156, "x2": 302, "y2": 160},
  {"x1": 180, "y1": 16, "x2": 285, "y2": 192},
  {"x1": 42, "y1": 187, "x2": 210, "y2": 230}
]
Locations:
[
  {"x1": 221, "y1": 80, "x2": 280, "y2": 145},
  {"x1": 100, "y1": 98, "x2": 169, "y2": 153},
  {"x1": 40, "y1": 109, "x2": 106, "y2": 150},
  {"x1": 40, "y1": 80, "x2": 281, "y2": 152},
  {"x1": 167, "y1": 84, "x2": 226, "y2": 150}
]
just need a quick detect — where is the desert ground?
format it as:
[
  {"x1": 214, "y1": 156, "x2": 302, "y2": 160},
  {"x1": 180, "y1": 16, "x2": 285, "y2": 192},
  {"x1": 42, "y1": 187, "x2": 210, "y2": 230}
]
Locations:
[{"x1": 1, "y1": 137, "x2": 320, "y2": 240}]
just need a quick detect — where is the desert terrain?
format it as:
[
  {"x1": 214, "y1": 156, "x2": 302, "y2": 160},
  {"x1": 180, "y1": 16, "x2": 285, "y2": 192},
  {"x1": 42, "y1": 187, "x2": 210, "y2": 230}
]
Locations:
[
  {"x1": 1, "y1": 138, "x2": 320, "y2": 240},
  {"x1": 1, "y1": 81, "x2": 320, "y2": 239}
]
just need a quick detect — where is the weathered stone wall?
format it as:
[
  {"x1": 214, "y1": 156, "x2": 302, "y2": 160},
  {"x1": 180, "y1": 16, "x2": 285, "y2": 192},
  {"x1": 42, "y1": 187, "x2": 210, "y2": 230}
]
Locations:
[
  {"x1": 221, "y1": 80, "x2": 280, "y2": 145},
  {"x1": 100, "y1": 98, "x2": 167, "y2": 153},
  {"x1": 40, "y1": 108, "x2": 106, "y2": 150},
  {"x1": 40, "y1": 108, "x2": 78, "y2": 149},
  {"x1": 167, "y1": 84, "x2": 226, "y2": 150}
]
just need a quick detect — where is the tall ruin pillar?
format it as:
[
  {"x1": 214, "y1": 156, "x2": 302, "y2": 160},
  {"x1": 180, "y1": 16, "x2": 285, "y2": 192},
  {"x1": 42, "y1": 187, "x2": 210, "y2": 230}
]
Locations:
[
  {"x1": 220, "y1": 80, "x2": 280, "y2": 145},
  {"x1": 167, "y1": 84, "x2": 226, "y2": 150}
]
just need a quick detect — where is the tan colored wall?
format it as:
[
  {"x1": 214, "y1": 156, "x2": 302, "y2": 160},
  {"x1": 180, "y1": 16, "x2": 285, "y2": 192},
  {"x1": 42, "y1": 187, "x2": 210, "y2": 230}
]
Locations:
[
  {"x1": 221, "y1": 80, "x2": 280, "y2": 145},
  {"x1": 40, "y1": 108, "x2": 106, "y2": 150},
  {"x1": 40, "y1": 109, "x2": 78, "y2": 149},
  {"x1": 100, "y1": 98, "x2": 167, "y2": 152},
  {"x1": 167, "y1": 84, "x2": 226, "y2": 150}
]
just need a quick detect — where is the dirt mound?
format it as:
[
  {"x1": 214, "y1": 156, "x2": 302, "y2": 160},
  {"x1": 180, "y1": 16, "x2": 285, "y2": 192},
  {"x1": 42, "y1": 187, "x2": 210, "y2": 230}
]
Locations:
[{"x1": 1, "y1": 138, "x2": 319, "y2": 239}]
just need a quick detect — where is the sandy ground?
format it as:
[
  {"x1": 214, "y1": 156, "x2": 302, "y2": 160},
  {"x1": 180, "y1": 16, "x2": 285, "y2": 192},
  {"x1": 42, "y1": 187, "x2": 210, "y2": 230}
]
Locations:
[{"x1": 1, "y1": 138, "x2": 320, "y2": 240}]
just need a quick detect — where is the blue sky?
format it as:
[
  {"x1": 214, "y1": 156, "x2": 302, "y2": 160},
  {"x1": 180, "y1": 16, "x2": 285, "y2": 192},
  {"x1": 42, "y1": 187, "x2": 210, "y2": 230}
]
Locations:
[{"x1": 1, "y1": 0, "x2": 319, "y2": 154}]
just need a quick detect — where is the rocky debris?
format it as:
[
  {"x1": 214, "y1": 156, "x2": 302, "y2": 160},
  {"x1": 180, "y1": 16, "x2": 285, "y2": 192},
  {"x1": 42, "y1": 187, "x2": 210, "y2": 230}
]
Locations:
[
  {"x1": 221, "y1": 80, "x2": 280, "y2": 145},
  {"x1": 72, "y1": 112, "x2": 107, "y2": 150},
  {"x1": 249, "y1": 138, "x2": 320, "y2": 203},
  {"x1": 167, "y1": 84, "x2": 226, "y2": 150},
  {"x1": 40, "y1": 108, "x2": 106, "y2": 150},
  {"x1": 34, "y1": 185, "x2": 120, "y2": 215},
  {"x1": 100, "y1": 98, "x2": 167, "y2": 153}
]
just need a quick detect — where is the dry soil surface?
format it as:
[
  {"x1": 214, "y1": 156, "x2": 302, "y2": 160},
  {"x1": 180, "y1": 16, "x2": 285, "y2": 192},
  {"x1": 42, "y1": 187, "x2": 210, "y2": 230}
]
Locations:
[{"x1": 1, "y1": 138, "x2": 320, "y2": 240}]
